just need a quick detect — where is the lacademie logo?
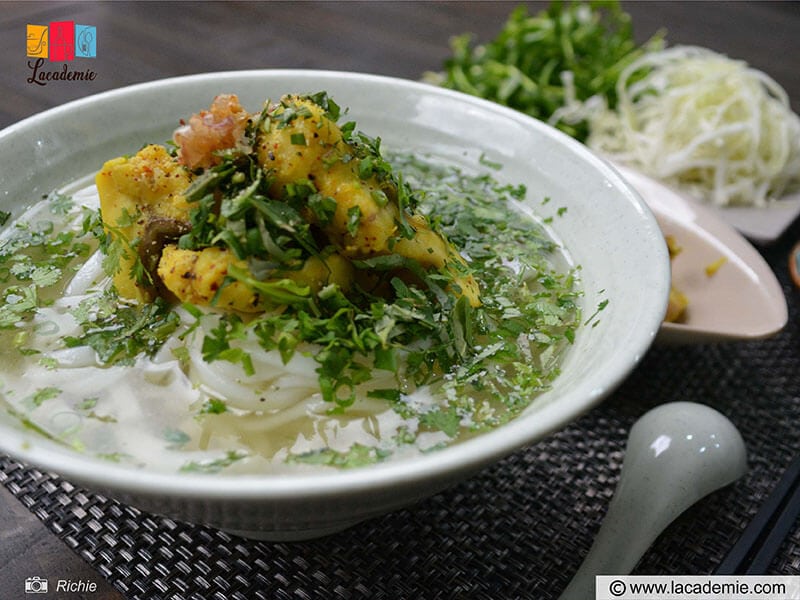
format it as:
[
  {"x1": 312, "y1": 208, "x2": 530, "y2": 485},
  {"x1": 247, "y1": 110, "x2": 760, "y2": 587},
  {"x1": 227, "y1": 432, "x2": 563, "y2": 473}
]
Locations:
[{"x1": 26, "y1": 21, "x2": 98, "y2": 86}]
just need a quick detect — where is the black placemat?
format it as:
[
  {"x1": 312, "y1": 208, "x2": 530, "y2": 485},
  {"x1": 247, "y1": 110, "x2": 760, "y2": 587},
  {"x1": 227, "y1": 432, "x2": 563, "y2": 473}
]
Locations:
[{"x1": 3, "y1": 224, "x2": 800, "y2": 599}]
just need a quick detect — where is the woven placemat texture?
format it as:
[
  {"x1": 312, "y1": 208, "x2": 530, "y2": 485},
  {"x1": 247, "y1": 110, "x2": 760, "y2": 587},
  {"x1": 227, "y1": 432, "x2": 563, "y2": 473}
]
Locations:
[{"x1": 2, "y1": 224, "x2": 800, "y2": 599}]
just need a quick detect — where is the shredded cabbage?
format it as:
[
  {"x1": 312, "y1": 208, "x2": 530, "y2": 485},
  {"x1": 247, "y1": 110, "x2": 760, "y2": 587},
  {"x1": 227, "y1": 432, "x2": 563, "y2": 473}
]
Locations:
[{"x1": 587, "y1": 45, "x2": 800, "y2": 206}]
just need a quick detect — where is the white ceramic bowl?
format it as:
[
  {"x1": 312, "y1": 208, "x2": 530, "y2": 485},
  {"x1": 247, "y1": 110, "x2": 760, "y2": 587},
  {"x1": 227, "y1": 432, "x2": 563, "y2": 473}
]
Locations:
[{"x1": 0, "y1": 70, "x2": 669, "y2": 540}]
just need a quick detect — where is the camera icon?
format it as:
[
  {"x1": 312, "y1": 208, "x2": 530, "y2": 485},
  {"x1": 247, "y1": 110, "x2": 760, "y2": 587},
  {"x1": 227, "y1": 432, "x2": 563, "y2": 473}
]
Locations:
[{"x1": 24, "y1": 576, "x2": 48, "y2": 594}]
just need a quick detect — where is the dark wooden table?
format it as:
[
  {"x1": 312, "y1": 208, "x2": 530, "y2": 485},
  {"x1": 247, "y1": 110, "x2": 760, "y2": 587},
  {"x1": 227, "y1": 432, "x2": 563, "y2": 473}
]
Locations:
[{"x1": 1, "y1": 2, "x2": 799, "y2": 598}]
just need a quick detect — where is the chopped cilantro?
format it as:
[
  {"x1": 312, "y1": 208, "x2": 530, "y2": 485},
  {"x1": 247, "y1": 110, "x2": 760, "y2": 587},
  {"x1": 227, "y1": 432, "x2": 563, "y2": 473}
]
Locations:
[
  {"x1": 584, "y1": 298, "x2": 610, "y2": 326},
  {"x1": 64, "y1": 294, "x2": 181, "y2": 365},
  {"x1": 0, "y1": 285, "x2": 39, "y2": 328},
  {"x1": 308, "y1": 194, "x2": 337, "y2": 225},
  {"x1": 163, "y1": 427, "x2": 191, "y2": 449},
  {"x1": 37, "y1": 356, "x2": 58, "y2": 370},
  {"x1": 287, "y1": 444, "x2": 391, "y2": 468},
  {"x1": 0, "y1": 202, "x2": 98, "y2": 330},
  {"x1": 420, "y1": 407, "x2": 462, "y2": 438},
  {"x1": 367, "y1": 388, "x2": 401, "y2": 402},
  {"x1": 30, "y1": 386, "x2": 60, "y2": 407},
  {"x1": 345, "y1": 205, "x2": 361, "y2": 237},
  {"x1": 96, "y1": 452, "x2": 129, "y2": 463},
  {"x1": 77, "y1": 397, "x2": 98, "y2": 410},
  {"x1": 47, "y1": 191, "x2": 74, "y2": 215},
  {"x1": 201, "y1": 313, "x2": 255, "y2": 376},
  {"x1": 179, "y1": 450, "x2": 247, "y2": 473},
  {"x1": 97, "y1": 217, "x2": 151, "y2": 287},
  {"x1": 200, "y1": 398, "x2": 227, "y2": 415},
  {"x1": 85, "y1": 411, "x2": 117, "y2": 423}
]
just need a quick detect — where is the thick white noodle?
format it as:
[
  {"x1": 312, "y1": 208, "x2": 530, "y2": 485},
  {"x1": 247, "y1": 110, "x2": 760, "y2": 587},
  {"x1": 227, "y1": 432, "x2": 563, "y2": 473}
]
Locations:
[
  {"x1": 63, "y1": 250, "x2": 106, "y2": 296},
  {"x1": 186, "y1": 318, "x2": 400, "y2": 420}
]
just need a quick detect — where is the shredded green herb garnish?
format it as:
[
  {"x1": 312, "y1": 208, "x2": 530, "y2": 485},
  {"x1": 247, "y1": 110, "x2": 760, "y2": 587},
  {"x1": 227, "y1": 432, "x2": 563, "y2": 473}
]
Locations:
[
  {"x1": 181, "y1": 146, "x2": 580, "y2": 436},
  {"x1": 391, "y1": 154, "x2": 581, "y2": 430},
  {"x1": 433, "y1": 0, "x2": 663, "y2": 141}
]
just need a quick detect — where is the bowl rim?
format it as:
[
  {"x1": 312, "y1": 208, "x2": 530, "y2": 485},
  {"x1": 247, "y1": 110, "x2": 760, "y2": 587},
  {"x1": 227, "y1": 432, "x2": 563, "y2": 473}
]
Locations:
[{"x1": 0, "y1": 69, "x2": 669, "y2": 501}]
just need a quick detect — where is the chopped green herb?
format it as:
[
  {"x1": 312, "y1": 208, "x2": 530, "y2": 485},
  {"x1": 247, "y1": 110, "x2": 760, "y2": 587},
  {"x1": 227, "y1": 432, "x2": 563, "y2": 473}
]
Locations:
[
  {"x1": 77, "y1": 397, "x2": 99, "y2": 410},
  {"x1": 85, "y1": 411, "x2": 117, "y2": 423},
  {"x1": 308, "y1": 194, "x2": 337, "y2": 225},
  {"x1": 200, "y1": 398, "x2": 228, "y2": 415},
  {"x1": 435, "y1": 1, "x2": 663, "y2": 141},
  {"x1": 180, "y1": 450, "x2": 248, "y2": 473},
  {"x1": 30, "y1": 386, "x2": 60, "y2": 407},
  {"x1": 287, "y1": 443, "x2": 391, "y2": 468},
  {"x1": 201, "y1": 313, "x2": 255, "y2": 376},
  {"x1": 345, "y1": 205, "x2": 361, "y2": 237},
  {"x1": 367, "y1": 388, "x2": 402, "y2": 402},
  {"x1": 420, "y1": 407, "x2": 461, "y2": 438},
  {"x1": 584, "y1": 297, "x2": 610, "y2": 326},
  {"x1": 47, "y1": 191, "x2": 74, "y2": 215},
  {"x1": 0, "y1": 285, "x2": 39, "y2": 328},
  {"x1": 38, "y1": 356, "x2": 58, "y2": 370},
  {"x1": 96, "y1": 452, "x2": 129, "y2": 463},
  {"x1": 64, "y1": 294, "x2": 181, "y2": 365},
  {"x1": 479, "y1": 152, "x2": 502, "y2": 170},
  {"x1": 164, "y1": 427, "x2": 191, "y2": 449}
]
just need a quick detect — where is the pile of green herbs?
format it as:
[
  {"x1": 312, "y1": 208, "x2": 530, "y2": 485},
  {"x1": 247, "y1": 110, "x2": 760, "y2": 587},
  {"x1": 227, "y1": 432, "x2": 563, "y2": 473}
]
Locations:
[
  {"x1": 169, "y1": 93, "x2": 478, "y2": 411},
  {"x1": 182, "y1": 142, "x2": 581, "y2": 445},
  {"x1": 164, "y1": 95, "x2": 581, "y2": 440},
  {"x1": 434, "y1": 0, "x2": 664, "y2": 141}
]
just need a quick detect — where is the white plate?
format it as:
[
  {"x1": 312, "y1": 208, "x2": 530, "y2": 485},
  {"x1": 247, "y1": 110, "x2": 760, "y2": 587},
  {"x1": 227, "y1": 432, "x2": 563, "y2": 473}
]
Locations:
[
  {"x1": 714, "y1": 192, "x2": 800, "y2": 244},
  {"x1": 613, "y1": 164, "x2": 788, "y2": 344}
]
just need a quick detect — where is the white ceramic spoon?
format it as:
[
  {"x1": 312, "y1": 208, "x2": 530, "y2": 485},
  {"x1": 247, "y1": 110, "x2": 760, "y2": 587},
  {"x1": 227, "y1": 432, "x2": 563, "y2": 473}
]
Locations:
[{"x1": 558, "y1": 402, "x2": 747, "y2": 600}]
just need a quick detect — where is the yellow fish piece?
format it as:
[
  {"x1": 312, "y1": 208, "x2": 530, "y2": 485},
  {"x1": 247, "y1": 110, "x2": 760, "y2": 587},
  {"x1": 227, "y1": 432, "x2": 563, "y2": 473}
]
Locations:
[
  {"x1": 95, "y1": 144, "x2": 192, "y2": 301},
  {"x1": 158, "y1": 245, "x2": 356, "y2": 312},
  {"x1": 257, "y1": 96, "x2": 480, "y2": 306}
]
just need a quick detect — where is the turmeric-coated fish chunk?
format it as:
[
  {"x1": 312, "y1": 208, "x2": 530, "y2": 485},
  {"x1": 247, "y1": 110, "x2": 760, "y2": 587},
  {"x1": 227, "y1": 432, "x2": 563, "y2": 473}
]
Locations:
[{"x1": 95, "y1": 144, "x2": 192, "y2": 301}]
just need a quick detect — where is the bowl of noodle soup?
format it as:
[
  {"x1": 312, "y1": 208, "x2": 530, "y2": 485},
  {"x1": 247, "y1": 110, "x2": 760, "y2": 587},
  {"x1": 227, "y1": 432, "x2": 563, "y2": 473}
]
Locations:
[{"x1": 0, "y1": 71, "x2": 668, "y2": 539}]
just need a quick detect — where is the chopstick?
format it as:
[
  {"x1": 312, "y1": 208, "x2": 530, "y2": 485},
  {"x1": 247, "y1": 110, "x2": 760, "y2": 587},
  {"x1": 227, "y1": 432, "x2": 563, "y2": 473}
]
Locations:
[{"x1": 714, "y1": 453, "x2": 800, "y2": 575}]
